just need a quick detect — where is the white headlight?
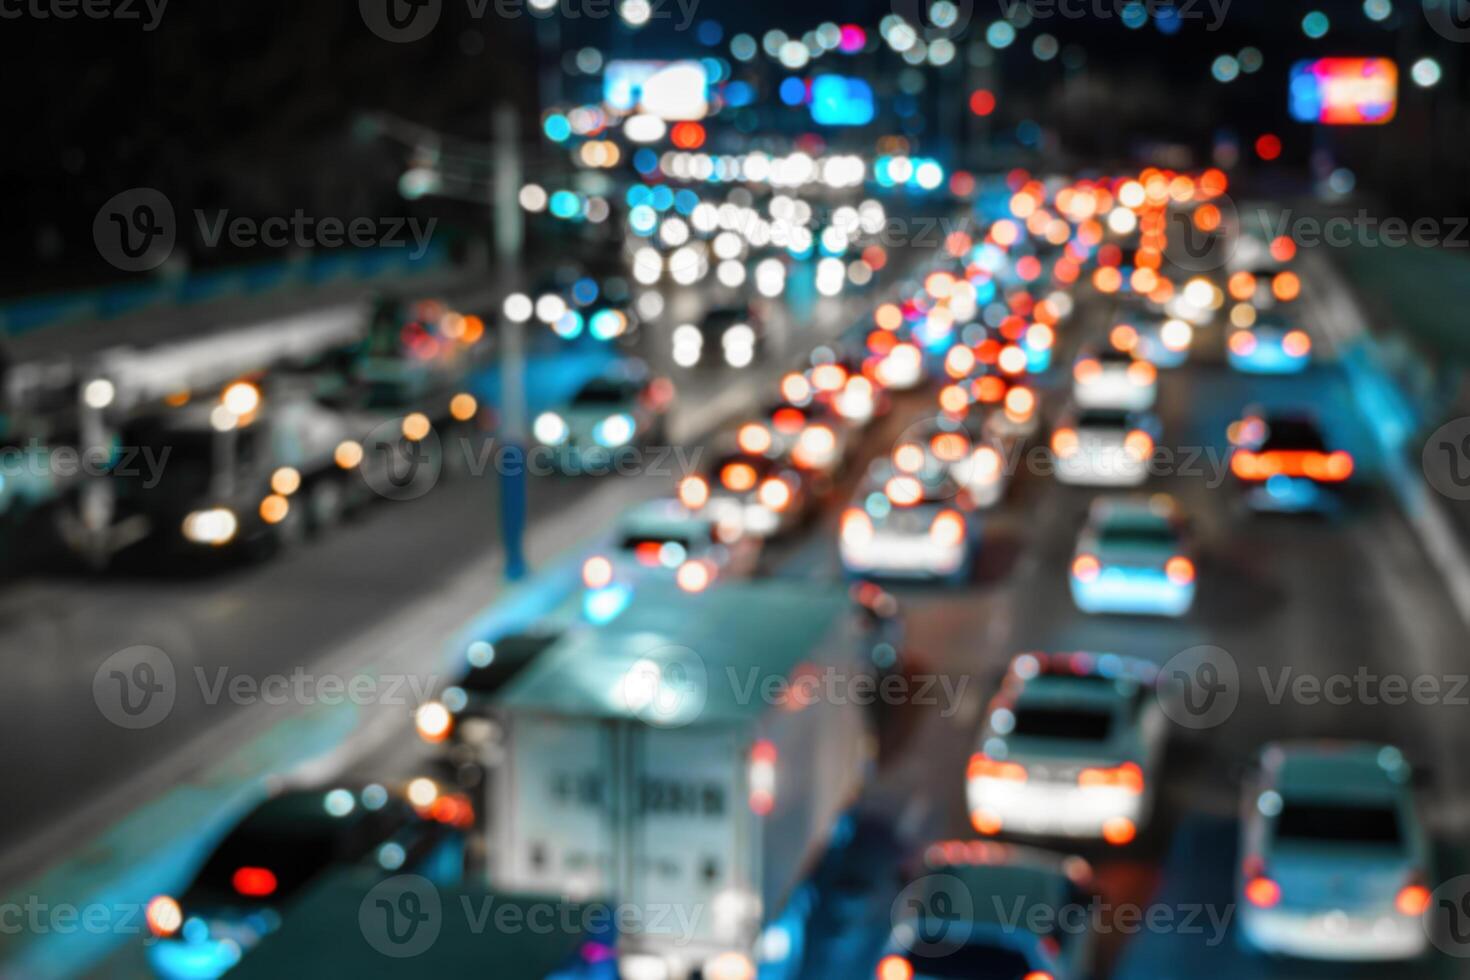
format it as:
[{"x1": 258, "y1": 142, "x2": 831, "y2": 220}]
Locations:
[
  {"x1": 533, "y1": 412, "x2": 569, "y2": 445},
  {"x1": 182, "y1": 508, "x2": 238, "y2": 546},
  {"x1": 593, "y1": 413, "x2": 636, "y2": 448}
]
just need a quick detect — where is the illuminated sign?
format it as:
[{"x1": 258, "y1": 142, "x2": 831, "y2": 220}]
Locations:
[
  {"x1": 604, "y1": 60, "x2": 708, "y2": 120},
  {"x1": 810, "y1": 75, "x2": 876, "y2": 126},
  {"x1": 1289, "y1": 58, "x2": 1397, "y2": 125}
]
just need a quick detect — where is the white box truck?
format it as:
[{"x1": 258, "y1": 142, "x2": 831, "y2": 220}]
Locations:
[{"x1": 483, "y1": 580, "x2": 871, "y2": 980}]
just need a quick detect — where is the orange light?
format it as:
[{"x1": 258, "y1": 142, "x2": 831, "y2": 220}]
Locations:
[
  {"x1": 1165, "y1": 556, "x2": 1196, "y2": 585},
  {"x1": 1270, "y1": 236, "x2": 1297, "y2": 263},
  {"x1": 1282, "y1": 329, "x2": 1311, "y2": 357},
  {"x1": 990, "y1": 219, "x2": 1019, "y2": 247},
  {"x1": 1124, "y1": 429, "x2": 1154, "y2": 461},
  {"x1": 945, "y1": 345, "x2": 977, "y2": 378},
  {"x1": 971, "y1": 809, "x2": 1004, "y2": 835},
  {"x1": 811, "y1": 363, "x2": 847, "y2": 392},
  {"x1": 738, "y1": 423, "x2": 772, "y2": 455},
  {"x1": 772, "y1": 407, "x2": 805, "y2": 434},
  {"x1": 670, "y1": 121, "x2": 706, "y2": 149},
  {"x1": 676, "y1": 560, "x2": 713, "y2": 593},
  {"x1": 893, "y1": 443, "x2": 926, "y2": 474},
  {"x1": 1245, "y1": 876, "x2": 1281, "y2": 908},
  {"x1": 931, "y1": 433, "x2": 968, "y2": 463},
  {"x1": 678, "y1": 475, "x2": 710, "y2": 509},
  {"x1": 758, "y1": 478, "x2": 792, "y2": 512},
  {"x1": 1228, "y1": 271, "x2": 1258, "y2": 301},
  {"x1": 721, "y1": 462, "x2": 758, "y2": 493},
  {"x1": 1016, "y1": 256, "x2": 1042, "y2": 282},
  {"x1": 1272, "y1": 271, "x2": 1301, "y2": 302},
  {"x1": 841, "y1": 508, "x2": 874, "y2": 546},
  {"x1": 1199, "y1": 168, "x2": 1228, "y2": 197},
  {"x1": 1004, "y1": 385, "x2": 1035, "y2": 419},
  {"x1": 259, "y1": 494, "x2": 290, "y2": 525},
  {"x1": 939, "y1": 384, "x2": 970, "y2": 415},
  {"x1": 998, "y1": 345, "x2": 1028, "y2": 375},
  {"x1": 1232, "y1": 449, "x2": 1352, "y2": 482},
  {"x1": 930, "y1": 510, "x2": 966, "y2": 548},
  {"x1": 1023, "y1": 973, "x2": 1055, "y2": 980},
  {"x1": 449, "y1": 393, "x2": 478, "y2": 422},
  {"x1": 1079, "y1": 762, "x2": 1145, "y2": 794},
  {"x1": 885, "y1": 476, "x2": 923, "y2": 507},
  {"x1": 975, "y1": 375, "x2": 1006, "y2": 404},
  {"x1": 415, "y1": 701, "x2": 454, "y2": 743},
  {"x1": 1072, "y1": 554, "x2": 1101, "y2": 582},
  {"x1": 1073, "y1": 357, "x2": 1101, "y2": 385},
  {"x1": 875, "y1": 303, "x2": 903, "y2": 331},
  {"x1": 968, "y1": 754, "x2": 1027, "y2": 782},
  {"x1": 877, "y1": 955, "x2": 914, "y2": 980},
  {"x1": 582, "y1": 555, "x2": 613, "y2": 590},
  {"x1": 1229, "y1": 331, "x2": 1258, "y2": 356},
  {"x1": 1127, "y1": 360, "x2": 1157, "y2": 387},
  {"x1": 1110, "y1": 324, "x2": 1139, "y2": 352},
  {"x1": 1102, "y1": 817, "x2": 1137, "y2": 846},
  {"x1": 1093, "y1": 266, "x2": 1123, "y2": 293},
  {"x1": 1396, "y1": 884, "x2": 1431, "y2": 917},
  {"x1": 1051, "y1": 427, "x2": 1079, "y2": 457},
  {"x1": 1193, "y1": 203, "x2": 1221, "y2": 232},
  {"x1": 146, "y1": 896, "x2": 182, "y2": 938},
  {"x1": 1130, "y1": 268, "x2": 1158, "y2": 294}
]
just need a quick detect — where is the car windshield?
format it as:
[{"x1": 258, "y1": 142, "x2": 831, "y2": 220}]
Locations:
[
  {"x1": 1011, "y1": 705, "x2": 1115, "y2": 741},
  {"x1": 900, "y1": 939, "x2": 1034, "y2": 979},
  {"x1": 1275, "y1": 801, "x2": 1403, "y2": 847}
]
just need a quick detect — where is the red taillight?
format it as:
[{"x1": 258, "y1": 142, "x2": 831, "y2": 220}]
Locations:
[
  {"x1": 758, "y1": 478, "x2": 793, "y2": 512},
  {"x1": 1245, "y1": 876, "x2": 1281, "y2": 909},
  {"x1": 968, "y1": 753, "x2": 1027, "y2": 782},
  {"x1": 930, "y1": 510, "x2": 966, "y2": 548},
  {"x1": 1127, "y1": 360, "x2": 1157, "y2": 387},
  {"x1": 1051, "y1": 427, "x2": 1079, "y2": 457},
  {"x1": 232, "y1": 866, "x2": 278, "y2": 898},
  {"x1": 876, "y1": 955, "x2": 913, "y2": 980},
  {"x1": 1078, "y1": 761, "x2": 1145, "y2": 794},
  {"x1": 146, "y1": 896, "x2": 182, "y2": 938},
  {"x1": 1072, "y1": 554, "x2": 1101, "y2": 582},
  {"x1": 1102, "y1": 816, "x2": 1136, "y2": 846},
  {"x1": 1232, "y1": 449, "x2": 1353, "y2": 483},
  {"x1": 841, "y1": 508, "x2": 874, "y2": 546},
  {"x1": 749, "y1": 740, "x2": 777, "y2": 816},
  {"x1": 1396, "y1": 884, "x2": 1431, "y2": 917},
  {"x1": 1165, "y1": 556, "x2": 1196, "y2": 585},
  {"x1": 1073, "y1": 357, "x2": 1101, "y2": 384}
]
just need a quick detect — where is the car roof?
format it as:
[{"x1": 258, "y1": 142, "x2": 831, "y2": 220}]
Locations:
[
  {"x1": 1261, "y1": 741, "x2": 1412, "y2": 797},
  {"x1": 912, "y1": 852, "x2": 1084, "y2": 930}
]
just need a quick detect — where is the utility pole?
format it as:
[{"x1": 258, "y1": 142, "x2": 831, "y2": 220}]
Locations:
[{"x1": 493, "y1": 104, "x2": 529, "y2": 581}]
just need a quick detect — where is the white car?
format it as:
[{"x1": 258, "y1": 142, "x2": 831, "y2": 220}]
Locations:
[
  {"x1": 581, "y1": 498, "x2": 757, "y2": 604},
  {"x1": 677, "y1": 446, "x2": 812, "y2": 539},
  {"x1": 967, "y1": 652, "x2": 1167, "y2": 845},
  {"x1": 890, "y1": 418, "x2": 1009, "y2": 509},
  {"x1": 1069, "y1": 495, "x2": 1196, "y2": 617},
  {"x1": 532, "y1": 360, "x2": 673, "y2": 469},
  {"x1": 876, "y1": 842, "x2": 1095, "y2": 980},
  {"x1": 1237, "y1": 741, "x2": 1432, "y2": 961},
  {"x1": 1072, "y1": 346, "x2": 1157, "y2": 411},
  {"x1": 1051, "y1": 407, "x2": 1161, "y2": 487},
  {"x1": 840, "y1": 463, "x2": 977, "y2": 583}
]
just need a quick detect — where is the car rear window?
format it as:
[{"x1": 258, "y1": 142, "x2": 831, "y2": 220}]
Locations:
[
  {"x1": 900, "y1": 940, "x2": 1034, "y2": 979},
  {"x1": 1275, "y1": 802, "x2": 1402, "y2": 846},
  {"x1": 1011, "y1": 706, "x2": 1114, "y2": 741},
  {"x1": 1261, "y1": 419, "x2": 1327, "y2": 452},
  {"x1": 574, "y1": 379, "x2": 636, "y2": 405},
  {"x1": 1099, "y1": 524, "x2": 1177, "y2": 548},
  {"x1": 1077, "y1": 409, "x2": 1130, "y2": 430}
]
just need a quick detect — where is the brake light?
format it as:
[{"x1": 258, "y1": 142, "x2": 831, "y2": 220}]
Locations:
[
  {"x1": 930, "y1": 510, "x2": 966, "y2": 548},
  {"x1": 1051, "y1": 427, "x2": 1079, "y2": 457},
  {"x1": 758, "y1": 478, "x2": 792, "y2": 512},
  {"x1": 1072, "y1": 554, "x2": 1101, "y2": 582},
  {"x1": 749, "y1": 739, "x2": 777, "y2": 816},
  {"x1": 975, "y1": 375, "x2": 1006, "y2": 403},
  {"x1": 1004, "y1": 385, "x2": 1035, "y2": 420},
  {"x1": 232, "y1": 866, "x2": 278, "y2": 898},
  {"x1": 811, "y1": 363, "x2": 847, "y2": 392},
  {"x1": 415, "y1": 701, "x2": 454, "y2": 743},
  {"x1": 582, "y1": 556, "x2": 613, "y2": 590},
  {"x1": 678, "y1": 475, "x2": 710, "y2": 509},
  {"x1": 721, "y1": 462, "x2": 758, "y2": 493},
  {"x1": 1283, "y1": 329, "x2": 1311, "y2": 357},
  {"x1": 939, "y1": 383, "x2": 970, "y2": 415},
  {"x1": 1396, "y1": 884, "x2": 1431, "y2": 917},
  {"x1": 676, "y1": 560, "x2": 714, "y2": 593},
  {"x1": 1245, "y1": 876, "x2": 1281, "y2": 908},
  {"x1": 841, "y1": 508, "x2": 874, "y2": 546},
  {"x1": 1110, "y1": 324, "x2": 1138, "y2": 351},
  {"x1": 772, "y1": 407, "x2": 805, "y2": 433},
  {"x1": 1022, "y1": 973, "x2": 1055, "y2": 980},
  {"x1": 930, "y1": 432, "x2": 968, "y2": 463},
  {"x1": 998, "y1": 344, "x2": 1028, "y2": 375},
  {"x1": 971, "y1": 446, "x2": 1001, "y2": 480},
  {"x1": 1165, "y1": 556, "x2": 1196, "y2": 585},
  {"x1": 968, "y1": 753, "x2": 1027, "y2": 782},
  {"x1": 893, "y1": 443, "x2": 926, "y2": 474},
  {"x1": 1123, "y1": 429, "x2": 1154, "y2": 461},
  {"x1": 1127, "y1": 360, "x2": 1157, "y2": 387},
  {"x1": 1078, "y1": 762, "x2": 1145, "y2": 794},
  {"x1": 1102, "y1": 816, "x2": 1137, "y2": 846},
  {"x1": 1073, "y1": 357, "x2": 1101, "y2": 384},
  {"x1": 146, "y1": 896, "x2": 183, "y2": 938},
  {"x1": 1229, "y1": 331, "x2": 1258, "y2": 356},
  {"x1": 1231, "y1": 449, "x2": 1353, "y2": 482},
  {"x1": 885, "y1": 476, "x2": 923, "y2": 506},
  {"x1": 737, "y1": 423, "x2": 772, "y2": 455},
  {"x1": 876, "y1": 955, "x2": 913, "y2": 980}
]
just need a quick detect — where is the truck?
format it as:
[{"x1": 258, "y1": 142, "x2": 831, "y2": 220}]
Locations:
[{"x1": 478, "y1": 579, "x2": 872, "y2": 980}]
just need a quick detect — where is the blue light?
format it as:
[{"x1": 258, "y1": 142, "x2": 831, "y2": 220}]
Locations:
[
  {"x1": 148, "y1": 938, "x2": 244, "y2": 980},
  {"x1": 779, "y1": 77, "x2": 808, "y2": 106},
  {"x1": 696, "y1": 20, "x2": 723, "y2": 46},
  {"x1": 810, "y1": 75, "x2": 875, "y2": 126},
  {"x1": 549, "y1": 190, "x2": 581, "y2": 220},
  {"x1": 651, "y1": 186, "x2": 675, "y2": 212},
  {"x1": 986, "y1": 21, "x2": 1016, "y2": 48},
  {"x1": 593, "y1": 413, "x2": 636, "y2": 447},
  {"x1": 589, "y1": 309, "x2": 624, "y2": 341},
  {"x1": 1155, "y1": 6, "x2": 1182, "y2": 33},
  {"x1": 571, "y1": 278, "x2": 599, "y2": 306},
  {"x1": 543, "y1": 114, "x2": 572, "y2": 143},
  {"x1": 724, "y1": 80, "x2": 755, "y2": 107},
  {"x1": 1302, "y1": 10, "x2": 1329, "y2": 38},
  {"x1": 633, "y1": 149, "x2": 659, "y2": 175},
  {"x1": 628, "y1": 204, "x2": 658, "y2": 236},
  {"x1": 674, "y1": 189, "x2": 700, "y2": 215},
  {"x1": 626, "y1": 185, "x2": 652, "y2": 208},
  {"x1": 553, "y1": 310, "x2": 585, "y2": 339},
  {"x1": 584, "y1": 584, "x2": 632, "y2": 624},
  {"x1": 1120, "y1": 2, "x2": 1148, "y2": 28}
]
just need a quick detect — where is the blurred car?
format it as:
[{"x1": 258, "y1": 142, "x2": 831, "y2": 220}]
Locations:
[
  {"x1": 582, "y1": 497, "x2": 759, "y2": 600},
  {"x1": 1237, "y1": 742, "x2": 1431, "y2": 961},
  {"x1": 875, "y1": 841, "x2": 1095, "y2": 980},
  {"x1": 873, "y1": 340, "x2": 926, "y2": 391},
  {"x1": 1229, "y1": 409, "x2": 1354, "y2": 513},
  {"x1": 1050, "y1": 406, "x2": 1161, "y2": 488},
  {"x1": 839, "y1": 463, "x2": 978, "y2": 584},
  {"x1": 1070, "y1": 495, "x2": 1196, "y2": 617},
  {"x1": 415, "y1": 628, "x2": 565, "y2": 757},
  {"x1": 738, "y1": 400, "x2": 853, "y2": 480},
  {"x1": 531, "y1": 360, "x2": 673, "y2": 470},
  {"x1": 1118, "y1": 315, "x2": 1193, "y2": 369},
  {"x1": 982, "y1": 385, "x2": 1041, "y2": 445},
  {"x1": 677, "y1": 446, "x2": 811, "y2": 539},
  {"x1": 891, "y1": 418, "x2": 1009, "y2": 509},
  {"x1": 1226, "y1": 319, "x2": 1312, "y2": 375},
  {"x1": 1072, "y1": 346, "x2": 1157, "y2": 412},
  {"x1": 672, "y1": 305, "x2": 763, "y2": 368},
  {"x1": 967, "y1": 652, "x2": 1166, "y2": 845},
  {"x1": 146, "y1": 784, "x2": 467, "y2": 980}
]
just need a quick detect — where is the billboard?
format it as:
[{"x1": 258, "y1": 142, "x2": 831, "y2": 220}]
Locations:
[{"x1": 1289, "y1": 57, "x2": 1398, "y2": 125}]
